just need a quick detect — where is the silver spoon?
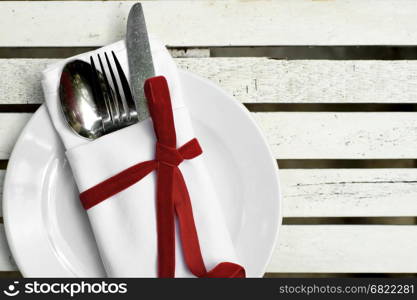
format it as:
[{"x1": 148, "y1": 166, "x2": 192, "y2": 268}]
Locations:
[{"x1": 59, "y1": 60, "x2": 104, "y2": 139}]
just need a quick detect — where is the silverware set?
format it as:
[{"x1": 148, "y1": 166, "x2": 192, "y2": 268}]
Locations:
[
  {"x1": 59, "y1": 3, "x2": 150, "y2": 140},
  {"x1": 59, "y1": 52, "x2": 138, "y2": 140}
]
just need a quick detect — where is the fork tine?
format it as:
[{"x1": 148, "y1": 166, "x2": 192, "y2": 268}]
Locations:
[
  {"x1": 90, "y1": 56, "x2": 111, "y2": 132},
  {"x1": 104, "y1": 52, "x2": 127, "y2": 124},
  {"x1": 111, "y1": 51, "x2": 138, "y2": 123},
  {"x1": 97, "y1": 53, "x2": 119, "y2": 128}
]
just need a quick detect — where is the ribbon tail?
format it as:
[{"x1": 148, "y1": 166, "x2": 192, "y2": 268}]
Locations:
[
  {"x1": 173, "y1": 168, "x2": 207, "y2": 277},
  {"x1": 173, "y1": 168, "x2": 246, "y2": 278},
  {"x1": 157, "y1": 164, "x2": 176, "y2": 278}
]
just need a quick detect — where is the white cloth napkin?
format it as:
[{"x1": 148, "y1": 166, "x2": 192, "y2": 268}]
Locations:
[{"x1": 41, "y1": 38, "x2": 240, "y2": 277}]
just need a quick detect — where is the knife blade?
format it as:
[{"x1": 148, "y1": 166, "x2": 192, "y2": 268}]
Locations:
[{"x1": 126, "y1": 3, "x2": 155, "y2": 121}]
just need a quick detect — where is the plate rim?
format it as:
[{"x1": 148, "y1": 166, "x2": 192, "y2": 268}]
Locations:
[{"x1": 3, "y1": 105, "x2": 48, "y2": 277}]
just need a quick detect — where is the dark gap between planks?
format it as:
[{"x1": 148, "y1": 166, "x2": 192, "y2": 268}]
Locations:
[
  {"x1": 3, "y1": 46, "x2": 417, "y2": 59},
  {"x1": 283, "y1": 217, "x2": 417, "y2": 225},
  {"x1": 0, "y1": 104, "x2": 40, "y2": 113},
  {"x1": 0, "y1": 272, "x2": 21, "y2": 278},
  {"x1": 0, "y1": 160, "x2": 8, "y2": 169},
  {"x1": 2, "y1": 215, "x2": 415, "y2": 225},
  {"x1": 211, "y1": 46, "x2": 417, "y2": 60},
  {"x1": 0, "y1": 47, "x2": 204, "y2": 58},
  {"x1": 245, "y1": 103, "x2": 417, "y2": 112},
  {"x1": 278, "y1": 159, "x2": 417, "y2": 169},
  {"x1": 1, "y1": 158, "x2": 417, "y2": 170},
  {"x1": 5, "y1": 103, "x2": 417, "y2": 113}
]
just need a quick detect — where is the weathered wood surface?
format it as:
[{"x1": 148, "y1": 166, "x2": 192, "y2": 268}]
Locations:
[
  {"x1": 270, "y1": 225, "x2": 417, "y2": 273},
  {"x1": 1, "y1": 168, "x2": 417, "y2": 218},
  {"x1": 2, "y1": 225, "x2": 417, "y2": 273},
  {"x1": 254, "y1": 112, "x2": 417, "y2": 159},
  {"x1": 2, "y1": 0, "x2": 417, "y2": 276},
  {"x1": 0, "y1": 114, "x2": 32, "y2": 160},
  {"x1": 177, "y1": 58, "x2": 417, "y2": 104},
  {"x1": 281, "y1": 169, "x2": 417, "y2": 217},
  {"x1": 2, "y1": 1, "x2": 417, "y2": 46},
  {"x1": 4, "y1": 59, "x2": 417, "y2": 104},
  {"x1": 2, "y1": 112, "x2": 417, "y2": 160}
]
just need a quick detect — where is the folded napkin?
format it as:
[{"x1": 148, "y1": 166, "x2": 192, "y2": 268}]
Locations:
[{"x1": 42, "y1": 38, "x2": 245, "y2": 277}]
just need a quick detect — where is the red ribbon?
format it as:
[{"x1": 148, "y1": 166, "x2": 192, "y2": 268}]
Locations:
[{"x1": 80, "y1": 76, "x2": 245, "y2": 278}]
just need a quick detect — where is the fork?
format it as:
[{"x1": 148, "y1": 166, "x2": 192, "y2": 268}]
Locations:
[{"x1": 90, "y1": 51, "x2": 138, "y2": 133}]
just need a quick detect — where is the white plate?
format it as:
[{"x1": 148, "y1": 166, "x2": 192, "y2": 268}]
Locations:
[{"x1": 3, "y1": 71, "x2": 281, "y2": 277}]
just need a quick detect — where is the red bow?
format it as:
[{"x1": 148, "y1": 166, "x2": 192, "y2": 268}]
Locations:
[{"x1": 80, "y1": 76, "x2": 245, "y2": 278}]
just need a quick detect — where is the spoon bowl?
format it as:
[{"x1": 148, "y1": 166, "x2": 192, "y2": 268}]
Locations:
[{"x1": 59, "y1": 60, "x2": 104, "y2": 139}]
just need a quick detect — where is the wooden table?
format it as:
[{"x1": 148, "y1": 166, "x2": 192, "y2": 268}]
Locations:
[{"x1": 1, "y1": 0, "x2": 417, "y2": 277}]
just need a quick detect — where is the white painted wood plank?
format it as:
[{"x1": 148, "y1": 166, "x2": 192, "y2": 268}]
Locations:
[
  {"x1": 4, "y1": 59, "x2": 417, "y2": 104},
  {"x1": 2, "y1": 1, "x2": 417, "y2": 46},
  {"x1": 0, "y1": 114, "x2": 32, "y2": 160},
  {"x1": 0, "y1": 60, "x2": 54, "y2": 105},
  {"x1": 1, "y1": 225, "x2": 417, "y2": 273},
  {"x1": 270, "y1": 225, "x2": 417, "y2": 273},
  {"x1": 177, "y1": 58, "x2": 417, "y2": 104},
  {"x1": 0, "y1": 167, "x2": 416, "y2": 217},
  {"x1": 0, "y1": 225, "x2": 18, "y2": 271},
  {"x1": 2, "y1": 112, "x2": 417, "y2": 159},
  {"x1": 281, "y1": 169, "x2": 417, "y2": 217},
  {"x1": 254, "y1": 112, "x2": 417, "y2": 159}
]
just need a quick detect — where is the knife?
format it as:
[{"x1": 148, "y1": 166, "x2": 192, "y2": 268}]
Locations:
[{"x1": 126, "y1": 3, "x2": 155, "y2": 121}]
